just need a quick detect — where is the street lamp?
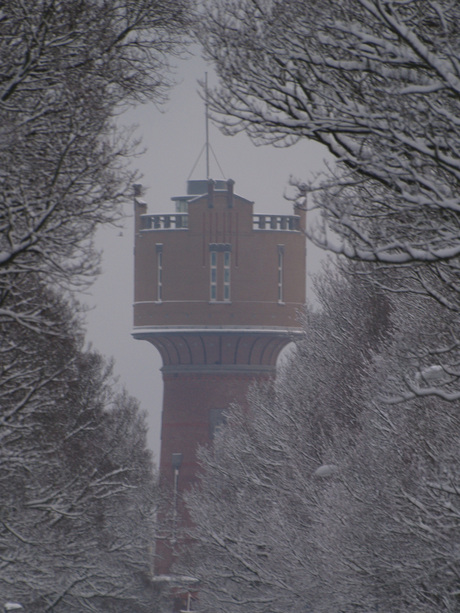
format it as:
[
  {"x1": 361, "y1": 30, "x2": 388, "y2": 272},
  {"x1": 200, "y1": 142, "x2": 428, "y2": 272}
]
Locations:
[{"x1": 171, "y1": 452, "x2": 183, "y2": 544}]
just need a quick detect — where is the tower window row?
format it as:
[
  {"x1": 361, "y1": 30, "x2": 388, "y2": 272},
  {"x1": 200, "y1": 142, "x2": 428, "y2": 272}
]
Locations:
[{"x1": 155, "y1": 243, "x2": 285, "y2": 303}]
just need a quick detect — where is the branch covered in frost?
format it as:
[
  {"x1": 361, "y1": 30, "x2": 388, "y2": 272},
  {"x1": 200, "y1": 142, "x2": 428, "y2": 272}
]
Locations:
[{"x1": 198, "y1": 0, "x2": 460, "y2": 307}]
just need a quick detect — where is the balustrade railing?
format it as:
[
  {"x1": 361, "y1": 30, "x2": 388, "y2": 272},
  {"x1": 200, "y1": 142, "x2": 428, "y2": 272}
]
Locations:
[
  {"x1": 140, "y1": 214, "x2": 188, "y2": 230},
  {"x1": 253, "y1": 215, "x2": 300, "y2": 231},
  {"x1": 140, "y1": 213, "x2": 300, "y2": 231}
]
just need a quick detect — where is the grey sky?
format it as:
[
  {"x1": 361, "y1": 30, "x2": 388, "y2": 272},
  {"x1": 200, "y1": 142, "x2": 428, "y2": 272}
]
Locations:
[{"x1": 82, "y1": 53, "x2": 330, "y2": 461}]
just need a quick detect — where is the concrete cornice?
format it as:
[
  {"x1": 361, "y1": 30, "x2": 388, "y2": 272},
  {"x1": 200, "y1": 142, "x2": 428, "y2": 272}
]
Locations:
[
  {"x1": 161, "y1": 364, "x2": 277, "y2": 375},
  {"x1": 132, "y1": 325, "x2": 303, "y2": 337}
]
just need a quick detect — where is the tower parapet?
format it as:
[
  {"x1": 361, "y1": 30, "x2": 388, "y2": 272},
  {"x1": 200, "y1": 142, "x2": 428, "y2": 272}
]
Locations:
[{"x1": 133, "y1": 178, "x2": 306, "y2": 574}]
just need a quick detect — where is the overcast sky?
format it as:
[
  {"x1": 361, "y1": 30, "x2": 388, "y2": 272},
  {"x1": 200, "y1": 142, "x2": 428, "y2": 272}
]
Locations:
[{"x1": 82, "y1": 52, "x2": 331, "y2": 461}]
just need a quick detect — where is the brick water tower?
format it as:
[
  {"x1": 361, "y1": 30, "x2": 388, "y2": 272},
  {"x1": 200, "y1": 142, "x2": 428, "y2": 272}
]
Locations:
[{"x1": 133, "y1": 178, "x2": 305, "y2": 574}]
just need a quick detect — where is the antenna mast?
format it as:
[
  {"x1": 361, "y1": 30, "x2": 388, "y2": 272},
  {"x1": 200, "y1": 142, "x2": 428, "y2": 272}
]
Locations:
[
  {"x1": 188, "y1": 73, "x2": 226, "y2": 182},
  {"x1": 205, "y1": 72, "x2": 210, "y2": 180}
]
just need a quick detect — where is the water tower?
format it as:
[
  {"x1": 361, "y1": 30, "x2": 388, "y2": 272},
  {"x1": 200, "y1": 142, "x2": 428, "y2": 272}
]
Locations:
[{"x1": 133, "y1": 177, "x2": 305, "y2": 574}]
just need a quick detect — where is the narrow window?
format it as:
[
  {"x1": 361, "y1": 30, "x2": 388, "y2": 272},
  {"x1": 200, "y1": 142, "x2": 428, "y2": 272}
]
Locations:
[
  {"x1": 223, "y1": 250, "x2": 231, "y2": 301},
  {"x1": 209, "y1": 244, "x2": 232, "y2": 302},
  {"x1": 278, "y1": 245, "x2": 284, "y2": 303},
  {"x1": 210, "y1": 250, "x2": 217, "y2": 301},
  {"x1": 156, "y1": 244, "x2": 163, "y2": 302}
]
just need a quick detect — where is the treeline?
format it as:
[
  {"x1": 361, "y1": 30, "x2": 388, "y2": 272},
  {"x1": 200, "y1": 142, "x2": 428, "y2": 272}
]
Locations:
[
  {"x1": 1, "y1": 284, "x2": 159, "y2": 611},
  {"x1": 182, "y1": 2, "x2": 460, "y2": 611},
  {"x1": 0, "y1": 1, "x2": 189, "y2": 610},
  {"x1": 185, "y1": 262, "x2": 460, "y2": 612}
]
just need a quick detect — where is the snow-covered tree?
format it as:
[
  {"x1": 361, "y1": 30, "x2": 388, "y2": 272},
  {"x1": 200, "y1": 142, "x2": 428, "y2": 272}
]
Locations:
[
  {"x1": 184, "y1": 266, "x2": 390, "y2": 613},
  {"x1": 0, "y1": 287, "x2": 161, "y2": 612},
  {"x1": 197, "y1": 0, "x2": 460, "y2": 306},
  {"x1": 0, "y1": 3, "x2": 189, "y2": 607},
  {"x1": 0, "y1": 0, "x2": 189, "y2": 329},
  {"x1": 313, "y1": 292, "x2": 460, "y2": 612},
  {"x1": 184, "y1": 259, "x2": 460, "y2": 612}
]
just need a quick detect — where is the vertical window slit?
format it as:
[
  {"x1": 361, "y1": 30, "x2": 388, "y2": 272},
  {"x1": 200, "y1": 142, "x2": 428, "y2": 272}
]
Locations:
[
  {"x1": 224, "y1": 250, "x2": 231, "y2": 302},
  {"x1": 210, "y1": 250, "x2": 217, "y2": 301},
  {"x1": 156, "y1": 244, "x2": 163, "y2": 302}
]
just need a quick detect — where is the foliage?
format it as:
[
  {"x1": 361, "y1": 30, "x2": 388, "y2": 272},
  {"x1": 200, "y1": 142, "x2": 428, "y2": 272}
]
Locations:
[
  {"x1": 313, "y1": 293, "x2": 460, "y2": 612},
  {"x1": 192, "y1": 14, "x2": 460, "y2": 606},
  {"x1": 0, "y1": 1, "x2": 192, "y2": 608},
  {"x1": 0, "y1": 0, "x2": 190, "y2": 329},
  {"x1": 0, "y1": 285, "x2": 161, "y2": 612},
  {"x1": 184, "y1": 262, "x2": 460, "y2": 612},
  {"x1": 184, "y1": 267, "x2": 392, "y2": 613},
  {"x1": 197, "y1": 0, "x2": 460, "y2": 307}
]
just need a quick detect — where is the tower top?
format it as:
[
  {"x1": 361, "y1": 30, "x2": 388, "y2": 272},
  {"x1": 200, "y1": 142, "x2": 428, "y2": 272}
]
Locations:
[
  {"x1": 171, "y1": 179, "x2": 237, "y2": 213},
  {"x1": 133, "y1": 178, "x2": 305, "y2": 333}
]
